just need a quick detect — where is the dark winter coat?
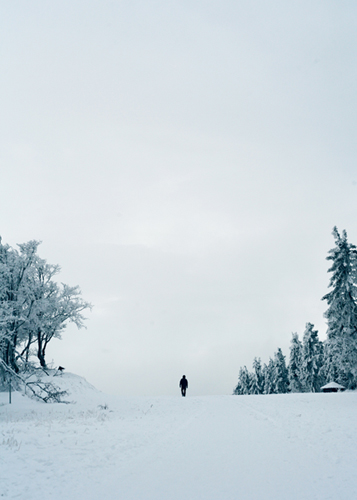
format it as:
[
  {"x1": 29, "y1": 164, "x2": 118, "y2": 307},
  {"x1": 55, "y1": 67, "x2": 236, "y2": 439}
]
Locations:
[{"x1": 179, "y1": 377, "x2": 188, "y2": 389}]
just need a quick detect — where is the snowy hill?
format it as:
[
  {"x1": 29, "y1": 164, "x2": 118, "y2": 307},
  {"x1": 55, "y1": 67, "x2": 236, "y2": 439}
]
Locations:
[
  {"x1": 24, "y1": 370, "x2": 102, "y2": 403},
  {"x1": 1, "y1": 374, "x2": 357, "y2": 500}
]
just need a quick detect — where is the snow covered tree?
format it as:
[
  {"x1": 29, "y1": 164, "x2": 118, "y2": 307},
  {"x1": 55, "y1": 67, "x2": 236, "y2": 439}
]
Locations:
[
  {"x1": 0, "y1": 237, "x2": 91, "y2": 373},
  {"x1": 273, "y1": 348, "x2": 289, "y2": 393},
  {"x1": 18, "y1": 259, "x2": 60, "y2": 367},
  {"x1": 250, "y1": 357, "x2": 264, "y2": 394},
  {"x1": 300, "y1": 323, "x2": 323, "y2": 392},
  {"x1": 263, "y1": 357, "x2": 276, "y2": 394},
  {"x1": 28, "y1": 261, "x2": 91, "y2": 368},
  {"x1": 322, "y1": 227, "x2": 357, "y2": 388},
  {"x1": 234, "y1": 366, "x2": 253, "y2": 395},
  {"x1": 0, "y1": 239, "x2": 39, "y2": 372},
  {"x1": 288, "y1": 332, "x2": 303, "y2": 392}
]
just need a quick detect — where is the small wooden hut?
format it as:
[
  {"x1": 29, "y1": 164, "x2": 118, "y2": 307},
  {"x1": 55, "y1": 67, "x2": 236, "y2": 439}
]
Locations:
[{"x1": 321, "y1": 382, "x2": 346, "y2": 393}]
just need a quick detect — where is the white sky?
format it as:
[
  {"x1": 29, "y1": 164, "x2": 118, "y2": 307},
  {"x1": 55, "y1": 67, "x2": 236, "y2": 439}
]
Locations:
[{"x1": 1, "y1": 1, "x2": 357, "y2": 396}]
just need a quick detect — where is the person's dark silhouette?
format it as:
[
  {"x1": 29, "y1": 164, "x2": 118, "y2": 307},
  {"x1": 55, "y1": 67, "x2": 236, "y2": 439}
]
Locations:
[{"x1": 179, "y1": 375, "x2": 188, "y2": 397}]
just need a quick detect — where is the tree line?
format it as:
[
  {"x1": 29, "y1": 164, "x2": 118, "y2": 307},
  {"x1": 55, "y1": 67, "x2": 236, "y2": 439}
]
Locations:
[
  {"x1": 0, "y1": 238, "x2": 91, "y2": 378},
  {"x1": 234, "y1": 227, "x2": 357, "y2": 395}
]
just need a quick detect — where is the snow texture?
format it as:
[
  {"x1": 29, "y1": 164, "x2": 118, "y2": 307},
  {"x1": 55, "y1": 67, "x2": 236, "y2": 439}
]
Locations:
[{"x1": 1, "y1": 372, "x2": 357, "y2": 499}]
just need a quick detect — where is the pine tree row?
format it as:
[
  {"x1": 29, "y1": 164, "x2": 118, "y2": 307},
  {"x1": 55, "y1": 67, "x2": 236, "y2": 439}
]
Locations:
[{"x1": 234, "y1": 227, "x2": 357, "y2": 395}]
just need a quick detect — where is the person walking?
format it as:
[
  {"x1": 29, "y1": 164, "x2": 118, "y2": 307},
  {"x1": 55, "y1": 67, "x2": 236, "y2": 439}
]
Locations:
[{"x1": 179, "y1": 375, "x2": 188, "y2": 397}]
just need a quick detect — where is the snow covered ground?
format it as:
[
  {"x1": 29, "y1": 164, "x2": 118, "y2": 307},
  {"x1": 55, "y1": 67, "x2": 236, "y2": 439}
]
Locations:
[{"x1": 1, "y1": 372, "x2": 357, "y2": 500}]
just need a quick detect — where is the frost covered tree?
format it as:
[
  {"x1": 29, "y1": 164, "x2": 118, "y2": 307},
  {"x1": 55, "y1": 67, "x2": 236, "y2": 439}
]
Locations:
[
  {"x1": 322, "y1": 227, "x2": 357, "y2": 388},
  {"x1": 0, "y1": 237, "x2": 91, "y2": 373},
  {"x1": 250, "y1": 357, "x2": 264, "y2": 394},
  {"x1": 234, "y1": 366, "x2": 253, "y2": 395},
  {"x1": 233, "y1": 227, "x2": 357, "y2": 395},
  {"x1": 273, "y1": 348, "x2": 289, "y2": 393},
  {"x1": 0, "y1": 239, "x2": 39, "y2": 372},
  {"x1": 234, "y1": 358, "x2": 265, "y2": 395},
  {"x1": 263, "y1": 357, "x2": 276, "y2": 394},
  {"x1": 300, "y1": 323, "x2": 323, "y2": 392},
  {"x1": 27, "y1": 261, "x2": 91, "y2": 368},
  {"x1": 288, "y1": 333, "x2": 303, "y2": 393},
  {"x1": 234, "y1": 349, "x2": 291, "y2": 395}
]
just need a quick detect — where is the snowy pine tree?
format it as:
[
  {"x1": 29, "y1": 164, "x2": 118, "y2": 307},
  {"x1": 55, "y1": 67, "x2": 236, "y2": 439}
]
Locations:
[
  {"x1": 234, "y1": 366, "x2": 253, "y2": 395},
  {"x1": 288, "y1": 333, "x2": 303, "y2": 392},
  {"x1": 273, "y1": 348, "x2": 289, "y2": 393},
  {"x1": 263, "y1": 358, "x2": 276, "y2": 394},
  {"x1": 250, "y1": 357, "x2": 264, "y2": 394},
  {"x1": 322, "y1": 227, "x2": 357, "y2": 388},
  {"x1": 300, "y1": 323, "x2": 323, "y2": 392}
]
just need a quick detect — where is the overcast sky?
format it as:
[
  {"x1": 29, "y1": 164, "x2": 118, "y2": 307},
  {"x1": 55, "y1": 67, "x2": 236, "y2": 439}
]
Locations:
[{"x1": 1, "y1": 1, "x2": 357, "y2": 396}]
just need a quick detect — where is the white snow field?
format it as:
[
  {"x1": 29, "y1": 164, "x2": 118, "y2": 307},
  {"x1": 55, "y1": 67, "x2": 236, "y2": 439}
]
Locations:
[{"x1": 1, "y1": 373, "x2": 357, "y2": 500}]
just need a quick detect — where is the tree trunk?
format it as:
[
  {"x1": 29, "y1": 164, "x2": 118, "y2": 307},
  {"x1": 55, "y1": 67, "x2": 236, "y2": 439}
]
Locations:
[
  {"x1": 4, "y1": 339, "x2": 19, "y2": 373},
  {"x1": 37, "y1": 330, "x2": 46, "y2": 368}
]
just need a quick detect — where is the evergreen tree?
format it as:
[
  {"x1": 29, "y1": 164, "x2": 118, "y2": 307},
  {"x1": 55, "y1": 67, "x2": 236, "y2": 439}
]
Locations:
[
  {"x1": 274, "y1": 348, "x2": 289, "y2": 393},
  {"x1": 234, "y1": 366, "x2": 253, "y2": 395},
  {"x1": 288, "y1": 333, "x2": 303, "y2": 392},
  {"x1": 300, "y1": 323, "x2": 323, "y2": 392},
  {"x1": 263, "y1": 358, "x2": 276, "y2": 394},
  {"x1": 322, "y1": 227, "x2": 357, "y2": 388},
  {"x1": 250, "y1": 357, "x2": 264, "y2": 394},
  {"x1": 233, "y1": 368, "x2": 244, "y2": 395}
]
